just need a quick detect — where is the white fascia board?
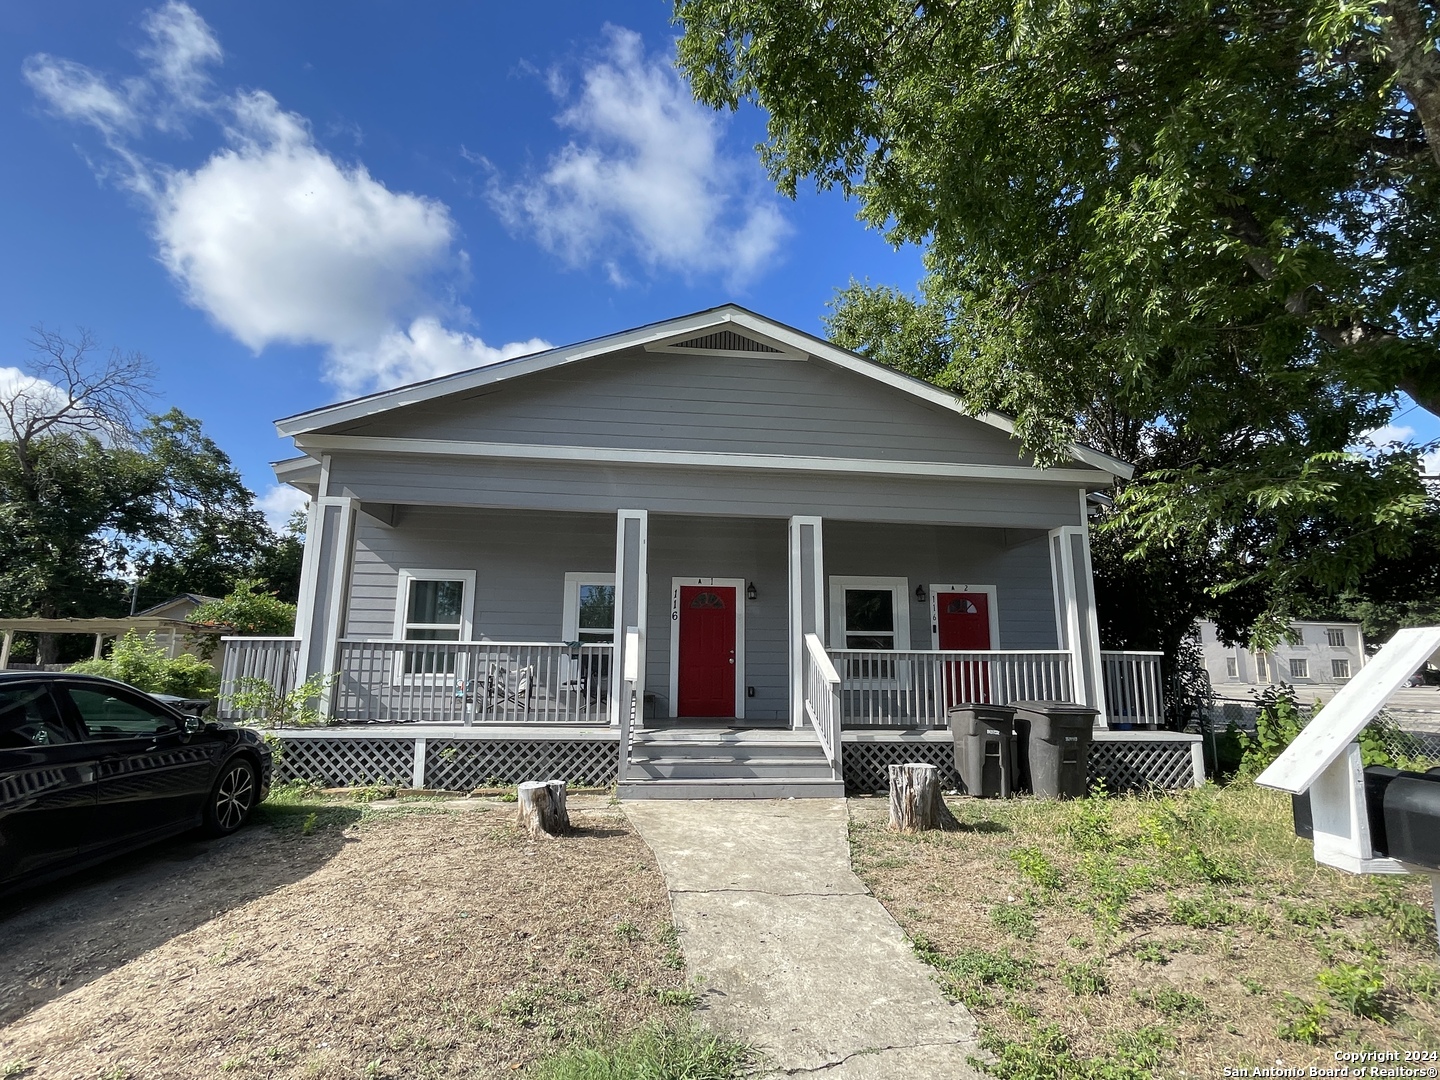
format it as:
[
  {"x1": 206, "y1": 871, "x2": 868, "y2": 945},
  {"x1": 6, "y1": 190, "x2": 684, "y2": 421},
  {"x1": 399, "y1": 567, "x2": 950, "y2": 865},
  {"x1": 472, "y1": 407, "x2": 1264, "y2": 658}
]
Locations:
[
  {"x1": 1256, "y1": 626, "x2": 1440, "y2": 793},
  {"x1": 293, "y1": 433, "x2": 1115, "y2": 485},
  {"x1": 722, "y1": 310, "x2": 1135, "y2": 481},
  {"x1": 272, "y1": 455, "x2": 322, "y2": 488},
  {"x1": 274, "y1": 308, "x2": 748, "y2": 437}
]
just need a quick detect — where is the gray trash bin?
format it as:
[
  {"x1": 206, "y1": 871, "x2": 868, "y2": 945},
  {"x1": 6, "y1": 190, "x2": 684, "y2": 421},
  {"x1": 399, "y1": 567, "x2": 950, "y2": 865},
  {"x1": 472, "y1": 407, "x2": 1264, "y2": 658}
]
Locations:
[
  {"x1": 948, "y1": 704, "x2": 1017, "y2": 798},
  {"x1": 1011, "y1": 701, "x2": 1099, "y2": 798}
]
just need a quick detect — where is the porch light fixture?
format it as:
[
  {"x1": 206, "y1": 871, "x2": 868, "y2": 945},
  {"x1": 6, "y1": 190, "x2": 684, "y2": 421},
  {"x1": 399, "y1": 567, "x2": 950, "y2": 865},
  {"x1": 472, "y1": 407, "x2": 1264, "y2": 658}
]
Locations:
[
  {"x1": 746, "y1": 582, "x2": 758, "y2": 601},
  {"x1": 915, "y1": 584, "x2": 927, "y2": 603}
]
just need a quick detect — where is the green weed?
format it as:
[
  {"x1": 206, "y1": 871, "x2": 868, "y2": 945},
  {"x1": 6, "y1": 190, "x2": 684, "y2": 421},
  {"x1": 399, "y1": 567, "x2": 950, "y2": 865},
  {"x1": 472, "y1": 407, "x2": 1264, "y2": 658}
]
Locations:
[
  {"x1": 1317, "y1": 961, "x2": 1386, "y2": 1018},
  {"x1": 613, "y1": 921, "x2": 641, "y2": 943},
  {"x1": 1010, "y1": 846, "x2": 1062, "y2": 892},
  {"x1": 1167, "y1": 892, "x2": 1243, "y2": 929},
  {"x1": 990, "y1": 902, "x2": 1038, "y2": 940},
  {"x1": 1133, "y1": 943, "x2": 1168, "y2": 965},
  {"x1": 1060, "y1": 959, "x2": 1109, "y2": 996},
  {"x1": 971, "y1": 1021, "x2": 1157, "y2": 1080},
  {"x1": 528, "y1": 1020, "x2": 749, "y2": 1080},
  {"x1": 1137, "y1": 986, "x2": 1206, "y2": 1019},
  {"x1": 1276, "y1": 994, "x2": 1329, "y2": 1045}
]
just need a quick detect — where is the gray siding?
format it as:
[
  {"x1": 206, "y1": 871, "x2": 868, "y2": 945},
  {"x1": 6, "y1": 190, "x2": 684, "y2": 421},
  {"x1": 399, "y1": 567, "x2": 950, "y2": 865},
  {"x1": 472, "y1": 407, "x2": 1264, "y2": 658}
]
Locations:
[
  {"x1": 341, "y1": 509, "x2": 1060, "y2": 723},
  {"x1": 326, "y1": 454, "x2": 1084, "y2": 530},
  {"x1": 823, "y1": 522, "x2": 1058, "y2": 651},
  {"x1": 329, "y1": 349, "x2": 1034, "y2": 467},
  {"x1": 346, "y1": 507, "x2": 614, "y2": 641}
]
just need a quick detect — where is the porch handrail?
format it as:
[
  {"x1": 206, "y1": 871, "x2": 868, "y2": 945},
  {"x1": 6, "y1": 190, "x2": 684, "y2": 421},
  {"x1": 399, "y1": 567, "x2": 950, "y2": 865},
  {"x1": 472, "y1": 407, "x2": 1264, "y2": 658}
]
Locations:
[
  {"x1": 218, "y1": 636, "x2": 302, "y2": 721},
  {"x1": 618, "y1": 627, "x2": 641, "y2": 783},
  {"x1": 803, "y1": 633, "x2": 843, "y2": 780},
  {"x1": 827, "y1": 648, "x2": 1074, "y2": 727},
  {"x1": 331, "y1": 639, "x2": 613, "y2": 724},
  {"x1": 1100, "y1": 650, "x2": 1165, "y2": 727}
]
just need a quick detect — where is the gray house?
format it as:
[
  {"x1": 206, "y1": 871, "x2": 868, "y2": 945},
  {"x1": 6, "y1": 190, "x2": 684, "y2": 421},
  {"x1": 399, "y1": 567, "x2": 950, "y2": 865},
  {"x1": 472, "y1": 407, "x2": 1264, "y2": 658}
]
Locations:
[{"x1": 223, "y1": 306, "x2": 1185, "y2": 797}]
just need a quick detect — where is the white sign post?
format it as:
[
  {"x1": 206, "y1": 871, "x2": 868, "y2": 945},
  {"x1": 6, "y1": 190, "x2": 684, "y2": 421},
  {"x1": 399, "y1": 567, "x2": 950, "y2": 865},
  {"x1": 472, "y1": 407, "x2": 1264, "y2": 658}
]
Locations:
[{"x1": 1255, "y1": 627, "x2": 1440, "y2": 950}]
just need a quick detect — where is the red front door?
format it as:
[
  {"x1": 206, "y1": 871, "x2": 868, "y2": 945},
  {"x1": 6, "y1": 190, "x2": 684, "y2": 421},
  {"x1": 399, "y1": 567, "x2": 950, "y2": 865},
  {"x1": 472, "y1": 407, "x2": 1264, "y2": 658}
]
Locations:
[
  {"x1": 937, "y1": 591, "x2": 993, "y2": 704},
  {"x1": 677, "y1": 585, "x2": 737, "y2": 717}
]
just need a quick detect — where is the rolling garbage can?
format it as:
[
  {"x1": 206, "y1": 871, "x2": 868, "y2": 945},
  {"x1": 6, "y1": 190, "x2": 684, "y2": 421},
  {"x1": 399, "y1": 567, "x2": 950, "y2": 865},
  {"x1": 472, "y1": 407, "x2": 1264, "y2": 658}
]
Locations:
[
  {"x1": 948, "y1": 704, "x2": 1017, "y2": 798},
  {"x1": 1011, "y1": 701, "x2": 1099, "y2": 799}
]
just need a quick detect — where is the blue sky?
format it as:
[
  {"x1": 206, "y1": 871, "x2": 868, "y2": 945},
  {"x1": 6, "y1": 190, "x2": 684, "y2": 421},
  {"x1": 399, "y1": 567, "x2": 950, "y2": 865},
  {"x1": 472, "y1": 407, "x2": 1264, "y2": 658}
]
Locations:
[
  {"x1": 3, "y1": 2, "x2": 1434, "y2": 529},
  {"x1": 3, "y1": 0, "x2": 926, "y2": 524}
]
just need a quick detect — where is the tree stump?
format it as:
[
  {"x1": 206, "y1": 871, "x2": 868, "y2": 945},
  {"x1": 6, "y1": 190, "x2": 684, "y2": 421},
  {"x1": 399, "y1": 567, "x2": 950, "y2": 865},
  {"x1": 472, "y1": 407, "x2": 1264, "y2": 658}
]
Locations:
[
  {"x1": 517, "y1": 780, "x2": 570, "y2": 839},
  {"x1": 888, "y1": 763, "x2": 959, "y2": 833}
]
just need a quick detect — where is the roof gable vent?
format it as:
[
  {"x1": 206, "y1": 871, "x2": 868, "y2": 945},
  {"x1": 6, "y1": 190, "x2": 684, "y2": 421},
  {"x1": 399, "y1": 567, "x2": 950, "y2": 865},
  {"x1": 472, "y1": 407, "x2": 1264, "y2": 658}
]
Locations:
[{"x1": 671, "y1": 330, "x2": 782, "y2": 354}]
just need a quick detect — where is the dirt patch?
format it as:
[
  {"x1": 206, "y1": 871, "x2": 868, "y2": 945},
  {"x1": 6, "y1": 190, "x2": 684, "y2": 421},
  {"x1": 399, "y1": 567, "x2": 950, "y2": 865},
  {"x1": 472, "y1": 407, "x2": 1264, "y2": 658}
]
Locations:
[
  {"x1": 848, "y1": 785, "x2": 1440, "y2": 1077},
  {"x1": 0, "y1": 796, "x2": 690, "y2": 1079}
]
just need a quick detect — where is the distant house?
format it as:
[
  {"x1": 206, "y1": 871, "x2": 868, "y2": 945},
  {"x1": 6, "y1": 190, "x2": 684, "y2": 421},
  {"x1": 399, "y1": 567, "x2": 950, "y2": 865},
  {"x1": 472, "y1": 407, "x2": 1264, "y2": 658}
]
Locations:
[
  {"x1": 133, "y1": 594, "x2": 220, "y2": 623},
  {"x1": 1198, "y1": 619, "x2": 1366, "y2": 698}
]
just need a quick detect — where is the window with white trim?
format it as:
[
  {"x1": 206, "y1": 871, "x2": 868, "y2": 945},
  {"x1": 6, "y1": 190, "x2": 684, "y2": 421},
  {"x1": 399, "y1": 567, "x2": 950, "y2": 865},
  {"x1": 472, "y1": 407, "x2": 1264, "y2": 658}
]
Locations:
[
  {"x1": 562, "y1": 573, "x2": 616, "y2": 645},
  {"x1": 1332, "y1": 658, "x2": 1351, "y2": 679},
  {"x1": 395, "y1": 569, "x2": 475, "y2": 675},
  {"x1": 1326, "y1": 628, "x2": 1346, "y2": 647},
  {"x1": 1289, "y1": 657, "x2": 1309, "y2": 679},
  {"x1": 1256, "y1": 653, "x2": 1268, "y2": 680},
  {"x1": 829, "y1": 577, "x2": 911, "y2": 651},
  {"x1": 1225, "y1": 656, "x2": 1238, "y2": 678}
]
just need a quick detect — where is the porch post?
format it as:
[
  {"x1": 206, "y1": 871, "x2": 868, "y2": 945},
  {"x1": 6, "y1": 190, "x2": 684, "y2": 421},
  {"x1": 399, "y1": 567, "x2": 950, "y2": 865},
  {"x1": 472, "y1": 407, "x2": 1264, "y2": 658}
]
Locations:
[
  {"x1": 296, "y1": 496, "x2": 360, "y2": 714},
  {"x1": 611, "y1": 510, "x2": 648, "y2": 727},
  {"x1": 0, "y1": 629, "x2": 11, "y2": 670},
  {"x1": 1048, "y1": 523, "x2": 1108, "y2": 725},
  {"x1": 788, "y1": 516, "x2": 825, "y2": 729}
]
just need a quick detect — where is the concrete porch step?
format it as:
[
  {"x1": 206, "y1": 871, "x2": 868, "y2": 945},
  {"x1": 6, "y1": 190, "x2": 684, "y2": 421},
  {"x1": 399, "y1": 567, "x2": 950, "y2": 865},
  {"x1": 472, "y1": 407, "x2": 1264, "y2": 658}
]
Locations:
[
  {"x1": 627, "y1": 757, "x2": 837, "y2": 780},
  {"x1": 615, "y1": 777, "x2": 846, "y2": 800}
]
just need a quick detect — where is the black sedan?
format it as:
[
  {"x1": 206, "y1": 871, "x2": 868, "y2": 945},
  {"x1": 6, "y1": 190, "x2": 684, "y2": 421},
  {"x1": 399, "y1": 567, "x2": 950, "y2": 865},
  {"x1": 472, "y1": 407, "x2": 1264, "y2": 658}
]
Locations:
[{"x1": 0, "y1": 672, "x2": 272, "y2": 892}]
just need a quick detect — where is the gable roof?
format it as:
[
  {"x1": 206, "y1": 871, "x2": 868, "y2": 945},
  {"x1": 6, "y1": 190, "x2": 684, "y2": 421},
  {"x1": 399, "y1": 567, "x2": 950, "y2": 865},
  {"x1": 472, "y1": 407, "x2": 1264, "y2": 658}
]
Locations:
[{"x1": 275, "y1": 305, "x2": 1133, "y2": 480}]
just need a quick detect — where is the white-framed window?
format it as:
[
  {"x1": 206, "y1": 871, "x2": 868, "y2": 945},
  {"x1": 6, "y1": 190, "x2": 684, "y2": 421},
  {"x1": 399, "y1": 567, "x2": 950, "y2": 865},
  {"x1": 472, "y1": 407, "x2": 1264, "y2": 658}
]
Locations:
[
  {"x1": 1332, "y1": 658, "x2": 1351, "y2": 679},
  {"x1": 828, "y1": 577, "x2": 911, "y2": 651},
  {"x1": 1327, "y1": 628, "x2": 1346, "y2": 647},
  {"x1": 393, "y1": 569, "x2": 475, "y2": 675},
  {"x1": 1256, "y1": 653, "x2": 1269, "y2": 680},
  {"x1": 562, "y1": 573, "x2": 616, "y2": 644},
  {"x1": 1225, "y1": 656, "x2": 1238, "y2": 678},
  {"x1": 1286, "y1": 626, "x2": 1305, "y2": 646},
  {"x1": 1289, "y1": 657, "x2": 1309, "y2": 679}
]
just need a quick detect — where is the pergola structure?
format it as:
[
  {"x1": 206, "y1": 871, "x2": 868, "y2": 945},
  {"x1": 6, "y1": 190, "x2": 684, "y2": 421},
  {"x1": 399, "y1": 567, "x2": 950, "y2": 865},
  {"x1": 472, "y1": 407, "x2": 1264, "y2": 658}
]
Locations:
[{"x1": 0, "y1": 617, "x2": 216, "y2": 669}]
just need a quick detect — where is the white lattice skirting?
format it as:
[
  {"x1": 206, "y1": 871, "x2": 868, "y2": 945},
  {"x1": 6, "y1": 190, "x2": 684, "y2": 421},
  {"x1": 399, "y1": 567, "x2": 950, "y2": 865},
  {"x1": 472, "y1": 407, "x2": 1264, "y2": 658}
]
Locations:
[
  {"x1": 842, "y1": 731, "x2": 1203, "y2": 794},
  {"x1": 269, "y1": 728, "x2": 1202, "y2": 793}
]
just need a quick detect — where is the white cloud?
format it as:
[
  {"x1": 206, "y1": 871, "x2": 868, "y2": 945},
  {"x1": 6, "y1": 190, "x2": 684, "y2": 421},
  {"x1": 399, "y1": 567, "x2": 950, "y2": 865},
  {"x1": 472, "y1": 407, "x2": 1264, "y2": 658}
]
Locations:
[
  {"x1": 331, "y1": 317, "x2": 551, "y2": 397},
  {"x1": 491, "y1": 26, "x2": 790, "y2": 288},
  {"x1": 155, "y1": 91, "x2": 457, "y2": 354},
  {"x1": 1363, "y1": 423, "x2": 1416, "y2": 446},
  {"x1": 256, "y1": 484, "x2": 308, "y2": 531},
  {"x1": 24, "y1": 4, "x2": 544, "y2": 395}
]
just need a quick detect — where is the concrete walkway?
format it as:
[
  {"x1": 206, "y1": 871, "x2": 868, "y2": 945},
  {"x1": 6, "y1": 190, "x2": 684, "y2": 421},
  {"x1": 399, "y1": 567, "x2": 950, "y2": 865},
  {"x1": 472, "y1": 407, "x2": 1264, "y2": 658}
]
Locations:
[{"x1": 623, "y1": 799, "x2": 982, "y2": 1079}]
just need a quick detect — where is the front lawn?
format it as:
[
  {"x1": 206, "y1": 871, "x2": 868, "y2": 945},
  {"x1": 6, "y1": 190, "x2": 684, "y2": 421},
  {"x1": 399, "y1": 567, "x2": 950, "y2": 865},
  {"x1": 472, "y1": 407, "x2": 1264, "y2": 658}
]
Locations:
[
  {"x1": 848, "y1": 783, "x2": 1439, "y2": 1078},
  {"x1": 0, "y1": 787, "x2": 729, "y2": 1079}
]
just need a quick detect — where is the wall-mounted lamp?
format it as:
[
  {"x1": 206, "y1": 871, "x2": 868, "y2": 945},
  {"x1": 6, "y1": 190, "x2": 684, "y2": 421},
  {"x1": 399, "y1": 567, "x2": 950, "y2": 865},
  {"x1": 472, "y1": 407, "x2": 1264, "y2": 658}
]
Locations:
[
  {"x1": 915, "y1": 584, "x2": 927, "y2": 603},
  {"x1": 746, "y1": 582, "x2": 758, "y2": 602}
]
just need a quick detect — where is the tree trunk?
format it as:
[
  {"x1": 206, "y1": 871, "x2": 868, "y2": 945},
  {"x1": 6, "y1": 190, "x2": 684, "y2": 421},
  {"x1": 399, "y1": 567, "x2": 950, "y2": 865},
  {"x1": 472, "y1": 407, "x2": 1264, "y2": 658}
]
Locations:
[
  {"x1": 517, "y1": 780, "x2": 570, "y2": 839},
  {"x1": 888, "y1": 763, "x2": 959, "y2": 833}
]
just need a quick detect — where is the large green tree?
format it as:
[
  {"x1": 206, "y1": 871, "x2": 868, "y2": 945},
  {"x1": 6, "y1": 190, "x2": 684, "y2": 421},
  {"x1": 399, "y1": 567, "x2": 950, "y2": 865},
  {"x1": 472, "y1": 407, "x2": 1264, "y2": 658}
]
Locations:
[
  {"x1": 676, "y1": 0, "x2": 1440, "y2": 646},
  {"x1": 0, "y1": 330, "x2": 301, "y2": 659}
]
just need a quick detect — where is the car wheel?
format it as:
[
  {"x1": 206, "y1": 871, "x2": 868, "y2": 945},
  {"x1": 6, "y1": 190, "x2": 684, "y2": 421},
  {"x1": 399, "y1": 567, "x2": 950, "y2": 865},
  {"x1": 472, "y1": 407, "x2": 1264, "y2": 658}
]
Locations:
[{"x1": 204, "y1": 758, "x2": 258, "y2": 837}]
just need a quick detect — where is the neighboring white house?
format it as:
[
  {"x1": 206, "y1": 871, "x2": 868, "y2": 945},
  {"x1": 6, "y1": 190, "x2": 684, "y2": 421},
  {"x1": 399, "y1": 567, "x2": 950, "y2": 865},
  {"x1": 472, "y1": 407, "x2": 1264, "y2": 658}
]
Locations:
[{"x1": 1198, "y1": 619, "x2": 1366, "y2": 698}]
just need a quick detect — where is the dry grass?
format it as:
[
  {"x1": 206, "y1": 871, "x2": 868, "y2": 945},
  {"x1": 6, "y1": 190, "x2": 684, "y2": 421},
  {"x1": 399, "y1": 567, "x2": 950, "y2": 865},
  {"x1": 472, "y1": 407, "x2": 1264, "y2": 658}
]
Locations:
[
  {"x1": 0, "y1": 791, "x2": 695, "y2": 1080},
  {"x1": 848, "y1": 782, "x2": 1440, "y2": 1079}
]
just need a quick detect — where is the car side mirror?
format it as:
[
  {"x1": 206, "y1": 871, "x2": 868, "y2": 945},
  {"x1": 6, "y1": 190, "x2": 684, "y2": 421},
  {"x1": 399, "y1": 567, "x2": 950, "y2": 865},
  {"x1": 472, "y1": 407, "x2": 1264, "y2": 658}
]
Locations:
[{"x1": 183, "y1": 714, "x2": 204, "y2": 735}]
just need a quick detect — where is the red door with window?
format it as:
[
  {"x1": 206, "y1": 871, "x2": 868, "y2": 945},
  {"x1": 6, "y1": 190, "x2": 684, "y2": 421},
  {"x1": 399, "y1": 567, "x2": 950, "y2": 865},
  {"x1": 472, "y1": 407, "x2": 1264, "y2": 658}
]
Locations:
[
  {"x1": 937, "y1": 591, "x2": 992, "y2": 704},
  {"x1": 677, "y1": 586, "x2": 737, "y2": 716}
]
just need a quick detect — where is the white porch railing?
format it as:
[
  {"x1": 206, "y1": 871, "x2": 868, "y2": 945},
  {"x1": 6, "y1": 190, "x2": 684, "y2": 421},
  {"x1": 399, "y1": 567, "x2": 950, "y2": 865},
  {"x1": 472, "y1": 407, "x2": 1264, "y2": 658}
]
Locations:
[
  {"x1": 828, "y1": 648, "x2": 1074, "y2": 727},
  {"x1": 1100, "y1": 650, "x2": 1165, "y2": 727},
  {"x1": 332, "y1": 640, "x2": 613, "y2": 724},
  {"x1": 617, "y1": 627, "x2": 641, "y2": 782},
  {"x1": 218, "y1": 636, "x2": 301, "y2": 721},
  {"x1": 803, "y1": 633, "x2": 843, "y2": 779}
]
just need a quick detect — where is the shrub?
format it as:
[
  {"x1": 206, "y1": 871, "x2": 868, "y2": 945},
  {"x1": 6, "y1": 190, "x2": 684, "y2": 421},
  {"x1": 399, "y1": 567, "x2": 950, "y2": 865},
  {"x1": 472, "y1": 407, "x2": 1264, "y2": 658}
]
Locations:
[
  {"x1": 1237, "y1": 684, "x2": 1306, "y2": 776},
  {"x1": 188, "y1": 580, "x2": 297, "y2": 658},
  {"x1": 225, "y1": 672, "x2": 334, "y2": 727},
  {"x1": 67, "y1": 630, "x2": 217, "y2": 697}
]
